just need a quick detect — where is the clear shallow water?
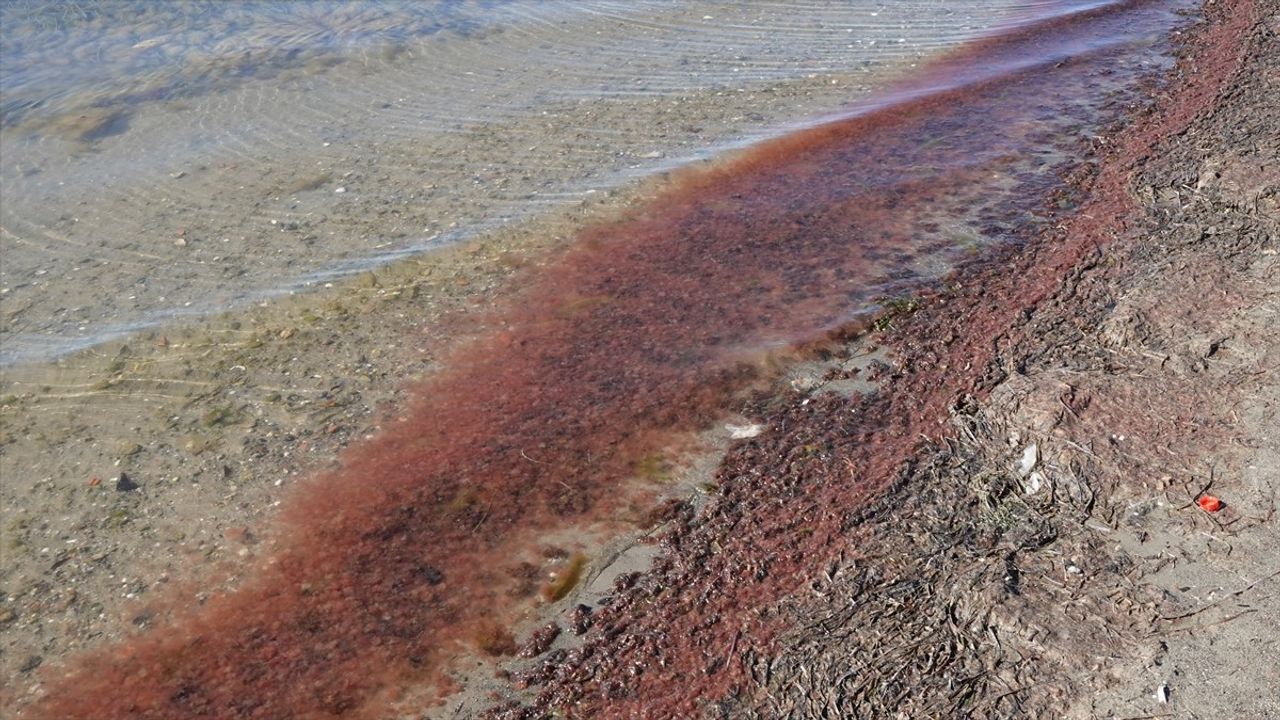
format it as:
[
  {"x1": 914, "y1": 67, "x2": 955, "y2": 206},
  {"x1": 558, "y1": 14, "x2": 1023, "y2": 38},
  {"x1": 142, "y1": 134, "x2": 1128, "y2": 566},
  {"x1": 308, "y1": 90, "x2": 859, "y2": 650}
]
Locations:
[{"x1": 1, "y1": 1, "x2": 1123, "y2": 365}]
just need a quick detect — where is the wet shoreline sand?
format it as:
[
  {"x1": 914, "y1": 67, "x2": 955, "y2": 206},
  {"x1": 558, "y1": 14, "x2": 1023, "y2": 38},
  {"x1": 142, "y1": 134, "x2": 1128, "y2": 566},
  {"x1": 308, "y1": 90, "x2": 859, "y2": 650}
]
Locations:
[{"x1": 4, "y1": 0, "x2": 1277, "y2": 717}]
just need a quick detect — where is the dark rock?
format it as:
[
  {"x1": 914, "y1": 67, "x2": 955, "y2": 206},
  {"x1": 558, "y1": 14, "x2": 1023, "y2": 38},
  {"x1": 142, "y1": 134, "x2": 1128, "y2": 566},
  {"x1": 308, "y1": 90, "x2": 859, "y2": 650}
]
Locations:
[
  {"x1": 115, "y1": 473, "x2": 139, "y2": 492},
  {"x1": 569, "y1": 603, "x2": 593, "y2": 635}
]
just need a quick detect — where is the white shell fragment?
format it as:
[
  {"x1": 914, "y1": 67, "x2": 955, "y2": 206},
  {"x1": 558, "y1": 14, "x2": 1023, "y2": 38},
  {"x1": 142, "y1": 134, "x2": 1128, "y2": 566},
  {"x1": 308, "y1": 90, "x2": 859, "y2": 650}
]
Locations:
[
  {"x1": 726, "y1": 423, "x2": 764, "y2": 439},
  {"x1": 1019, "y1": 443, "x2": 1039, "y2": 475}
]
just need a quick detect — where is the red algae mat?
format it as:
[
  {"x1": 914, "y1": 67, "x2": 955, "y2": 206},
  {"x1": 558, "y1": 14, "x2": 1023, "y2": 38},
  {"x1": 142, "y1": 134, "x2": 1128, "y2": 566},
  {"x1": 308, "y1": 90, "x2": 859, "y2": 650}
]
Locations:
[
  {"x1": 504, "y1": 1, "x2": 1260, "y2": 717},
  {"x1": 30, "y1": 1, "x2": 1204, "y2": 718}
]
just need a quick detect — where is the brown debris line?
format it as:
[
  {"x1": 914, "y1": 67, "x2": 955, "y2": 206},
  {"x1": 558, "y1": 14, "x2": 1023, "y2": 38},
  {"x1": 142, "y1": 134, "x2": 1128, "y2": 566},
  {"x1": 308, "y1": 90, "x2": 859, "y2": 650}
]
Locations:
[
  {"x1": 499, "y1": 0, "x2": 1262, "y2": 718},
  {"x1": 27, "y1": 2, "x2": 1211, "y2": 719}
]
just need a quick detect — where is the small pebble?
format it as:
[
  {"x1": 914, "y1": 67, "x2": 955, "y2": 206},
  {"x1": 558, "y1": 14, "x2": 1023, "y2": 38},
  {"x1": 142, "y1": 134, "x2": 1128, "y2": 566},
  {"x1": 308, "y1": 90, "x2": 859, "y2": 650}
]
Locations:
[{"x1": 115, "y1": 473, "x2": 139, "y2": 492}]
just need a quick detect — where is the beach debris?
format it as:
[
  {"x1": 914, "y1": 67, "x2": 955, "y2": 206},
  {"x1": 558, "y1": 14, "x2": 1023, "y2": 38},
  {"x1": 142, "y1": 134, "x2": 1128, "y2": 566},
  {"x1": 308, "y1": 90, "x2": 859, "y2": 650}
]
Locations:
[
  {"x1": 473, "y1": 621, "x2": 517, "y2": 657},
  {"x1": 790, "y1": 375, "x2": 820, "y2": 392},
  {"x1": 1156, "y1": 684, "x2": 1170, "y2": 703},
  {"x1": 519, "y1": 622, "x2": 561, "y2": 658},
  {"x1": 115, "y1": 473, "x2": 139, "y2": 492},
  {"x1": 87, "y1": 476, "x2": 101, "y2": 487},
  {"x1": 541, "y1": 554, "x2": 587, "y2": 603},
  {"x1": 1018, "y1": 443, "x2": 1039, "y2": 475},
  {"x1": 1023, "y1": 471, "x2": 1045, "y2": 495},
  {"x1": 334, "y1": 186, "x2": 347, "y2": 193},
  {"x1": 1197, "y1": 494, "x2": 1224, "y2": 512},
  {"x1": 726, "y1": 423, "x2": 764, "y2": 439},
  {"x1": 569, "y1": 603, "x2": 593, "y2": 635}
]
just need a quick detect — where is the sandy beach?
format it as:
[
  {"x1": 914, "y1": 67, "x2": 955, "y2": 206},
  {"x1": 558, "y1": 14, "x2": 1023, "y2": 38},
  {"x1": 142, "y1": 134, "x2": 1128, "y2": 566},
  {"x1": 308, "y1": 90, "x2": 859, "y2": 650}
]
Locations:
[{"x1": 2, "y1": 1, "x2": 1277, "y2": 718}]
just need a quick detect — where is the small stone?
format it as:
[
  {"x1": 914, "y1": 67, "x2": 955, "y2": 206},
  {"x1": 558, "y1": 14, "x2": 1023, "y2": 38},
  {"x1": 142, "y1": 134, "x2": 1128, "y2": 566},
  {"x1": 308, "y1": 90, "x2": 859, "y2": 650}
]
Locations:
[
  {"x1": 182, "y1": 435, "x2": 209, "y2": 455},
  {"x1": 334, "y1": 187, "x2": 347, "y2": 193},
  {"x1": 569, "y1": 604, "x2": 593, "y2": 635},
  {"x1": 19, "y1": 655, "x2": 42, "y2": 673},
  {"x1": 174, "y1": 238, "x2": 187, "y2": 247},
  {"x1": 790, "y1": 375, "x2": 820, "y2": 392},
  {"x1": 115, "y1": 473, "x2": 139, "y2": 492}
]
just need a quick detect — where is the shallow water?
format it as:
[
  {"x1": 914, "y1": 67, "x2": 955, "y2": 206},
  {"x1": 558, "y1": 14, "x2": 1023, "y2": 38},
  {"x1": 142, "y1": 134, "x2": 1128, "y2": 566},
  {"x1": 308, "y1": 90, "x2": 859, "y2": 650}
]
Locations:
[{"x1": 2, "y1": 0, "x2": 1086, "y2": 365}]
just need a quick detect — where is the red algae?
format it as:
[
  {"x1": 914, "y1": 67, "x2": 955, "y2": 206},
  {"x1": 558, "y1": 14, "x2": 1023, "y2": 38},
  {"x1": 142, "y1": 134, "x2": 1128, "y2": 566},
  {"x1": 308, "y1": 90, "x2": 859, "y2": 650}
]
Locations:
[
  {"x1": 506, "y1": 1, "x2": 1259, "y2": 718},
  {"x1": 31, "y1": 2, "x2": 1207, "y2": 719}
]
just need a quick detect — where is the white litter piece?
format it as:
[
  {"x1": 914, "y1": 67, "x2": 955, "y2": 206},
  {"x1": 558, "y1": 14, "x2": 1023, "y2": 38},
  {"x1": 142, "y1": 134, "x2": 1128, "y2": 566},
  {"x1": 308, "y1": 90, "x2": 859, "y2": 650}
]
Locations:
[
  {"x1": 1019, "y1": 443, "x2": 1039, "y2": 475},
  {"x1": 726, "y1": 423, "x2": 764, "y2": 439}
]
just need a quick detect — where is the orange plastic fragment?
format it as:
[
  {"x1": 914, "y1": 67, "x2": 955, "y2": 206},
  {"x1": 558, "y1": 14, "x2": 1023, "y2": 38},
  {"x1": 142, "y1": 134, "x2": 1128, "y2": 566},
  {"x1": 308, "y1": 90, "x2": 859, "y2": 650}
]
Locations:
[{"x1": 1197, "y1": 495, "x2": 1223, "y2": 512}]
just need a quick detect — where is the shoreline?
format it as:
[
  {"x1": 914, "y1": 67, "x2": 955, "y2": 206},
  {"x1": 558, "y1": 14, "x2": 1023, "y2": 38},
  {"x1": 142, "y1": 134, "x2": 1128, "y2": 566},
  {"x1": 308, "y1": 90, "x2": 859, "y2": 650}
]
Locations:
[
  {"x1": 508, "y1": 0, "x2": 1277, "y2": 716},
  {"x1": 2, "y1": 0, "x2": 1027, "y2": 367},
  {"x1": 3, "y1": 1, "x2": 1276, "y2": 717}
]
